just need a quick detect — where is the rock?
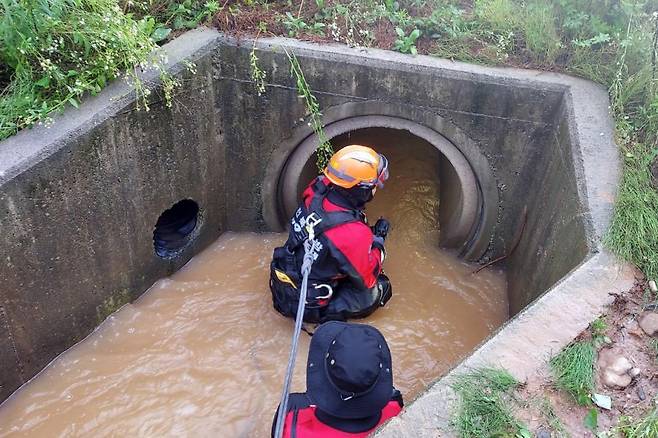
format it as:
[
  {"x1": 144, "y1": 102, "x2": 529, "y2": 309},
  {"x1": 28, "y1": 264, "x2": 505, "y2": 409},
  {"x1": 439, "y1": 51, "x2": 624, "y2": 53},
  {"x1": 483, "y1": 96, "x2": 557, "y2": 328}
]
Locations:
[
  {"x1": 536, "y1": 428, "x2": 551, "y2": 438},
  {"x1": 638, "y1": 386, "x2": 646, "y2": 401},
  {"x1": 603, "y1": 370, "x2": 632, "y2": 388},
  {"x1": 639, "y1": 312, "x2": 658, "y2": 336},
  {"x1": 630, "y1": 367, "x2": 641, "y2": 378},
  {"x1": 598, "y1": 350, "x2": 634, "y2": 389},
  {"x1": 650, "y1": 280, "x2": 658, "y2": 294},
  {"x1": 609, "y1": 356, "x2": 633, "y2": 375}
]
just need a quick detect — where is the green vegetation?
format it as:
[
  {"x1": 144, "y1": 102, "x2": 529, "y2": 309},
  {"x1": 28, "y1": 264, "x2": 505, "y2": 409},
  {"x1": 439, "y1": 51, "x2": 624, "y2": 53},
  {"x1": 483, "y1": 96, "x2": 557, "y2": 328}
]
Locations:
[
  {"x1": 616, "y1": 409, "x2": 658, "y2": 438},
  {"x1": 0, "y1": 0, "x2": 169, "y2": 139},
  {"x1": 538, "y1": 397, "x2": 570, "y2": 438},
  {"x1": 451, "y1": 368, "x2": 530, "y2": 438},
  {"x1": 285, "y1": 50, "x2": 333, "y2": 170},
  {"x1": 0, "y1": 0, "x2": 219, "y2": 141},
  {"x1": 550, "y1": 341, "x2": 596, "y2": 405}
]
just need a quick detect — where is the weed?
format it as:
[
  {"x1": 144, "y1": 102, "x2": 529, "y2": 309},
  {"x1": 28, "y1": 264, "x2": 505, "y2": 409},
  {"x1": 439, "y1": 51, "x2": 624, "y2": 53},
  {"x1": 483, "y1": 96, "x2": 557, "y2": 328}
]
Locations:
[
  {"x1": 590, "y1": 317, "x2": 608, "y2": 340},
  {"x1": 393, "y1": 27, "x2": 420, "y2": 55},
  {"x1": 285, "y1": 51, "x2": 333, "y2": 171},
  {"x1": 550, "y1": 341, "x2": 596, "y2": 405},
  {"x1": 474, "y1": 0, "x2": 521, "y2": 36},
  {"x1": 249, "y1": 48, "x2": 266, "y2": 96},
  {"x1": 615, "y1": 409, "x2": 658, "y2": 438},
  {"x1": 605, "y1": 144, "x2": 658, "y2": 282},
  {"x1": 282, "y1": 11, "x2": 325, "y2": 38},
  {"x1": 123, "y1": 0, "x2": 219, "y2": 42},
  {"x1": 451, "y1": 367, "x2": 530, "y2": 438},
  {"x1": 539, "y1": 398, "x2": 570, "y2": 438},
  {"x1": 522, "y1": 1, "x2": 562, "y2": 64},
  {"x1": 0, "y1": 0, "x2": 175, "y2": 140}
]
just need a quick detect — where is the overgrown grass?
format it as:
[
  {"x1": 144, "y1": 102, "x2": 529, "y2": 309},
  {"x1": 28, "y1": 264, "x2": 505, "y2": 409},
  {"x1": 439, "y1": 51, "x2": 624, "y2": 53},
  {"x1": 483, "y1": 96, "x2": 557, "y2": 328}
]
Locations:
[
  {"x1": 550, "y1": 341, "x2": 596, "y2": 405},
  {"x1": 451, "y1": 368, "x2": 529, "y2": 438},
  {"x1": 616, "y1": 409, "x2": 658, "y2": 438},
  {"x1": 606, "y1": 144, "x2": 658, "y2": 281},
  {"x1": 0, "y1": 0, "x2": 178, "y2": 140}
]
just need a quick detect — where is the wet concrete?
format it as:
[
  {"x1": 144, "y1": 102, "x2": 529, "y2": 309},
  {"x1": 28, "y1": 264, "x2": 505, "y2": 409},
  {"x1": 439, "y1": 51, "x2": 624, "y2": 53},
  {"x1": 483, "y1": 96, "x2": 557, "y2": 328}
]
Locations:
[
  {"x1": 0, "y1": 27, "x2": 625, "y2": 423},
  {"x1": 0, "y1": 139, "x2": 508, "y2": 435}
]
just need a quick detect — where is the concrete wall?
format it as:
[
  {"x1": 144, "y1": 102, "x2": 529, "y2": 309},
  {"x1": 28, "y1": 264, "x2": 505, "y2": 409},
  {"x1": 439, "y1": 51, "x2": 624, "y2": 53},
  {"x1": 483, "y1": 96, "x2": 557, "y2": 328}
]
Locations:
[
  {"x1": 0, "y1": 28, "x2": 609, "y2": 402},
  {"x1": 0, "y1": 31, "x2": 224, "y2": 400}
]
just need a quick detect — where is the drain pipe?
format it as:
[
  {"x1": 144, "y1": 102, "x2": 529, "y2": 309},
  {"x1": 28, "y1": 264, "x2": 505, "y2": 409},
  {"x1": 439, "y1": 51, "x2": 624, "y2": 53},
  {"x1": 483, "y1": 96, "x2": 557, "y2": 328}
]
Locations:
[{"x1": 273, "y1": 234, "x2": 321, "y2": 438}]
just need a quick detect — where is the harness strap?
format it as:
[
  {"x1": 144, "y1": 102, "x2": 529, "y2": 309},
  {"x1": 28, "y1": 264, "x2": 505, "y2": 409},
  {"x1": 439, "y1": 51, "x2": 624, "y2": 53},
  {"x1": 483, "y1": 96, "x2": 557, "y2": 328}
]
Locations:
[{"x1": 288, "y1": 179, "x2": 360, "y2": 252}]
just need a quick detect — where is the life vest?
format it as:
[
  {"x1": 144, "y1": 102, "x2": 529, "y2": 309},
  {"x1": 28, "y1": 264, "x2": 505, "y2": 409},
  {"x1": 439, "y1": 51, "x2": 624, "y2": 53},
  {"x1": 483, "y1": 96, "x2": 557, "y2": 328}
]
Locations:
[
  {"x1": 281, "y1": 401, "x2": 402, "y2": 437},
  {"x1": 270, "y1": 178, "x2": 363, "y2": 319},
  {"x1": 285, "y1": 178, "x2": 361, "y2": 252}
]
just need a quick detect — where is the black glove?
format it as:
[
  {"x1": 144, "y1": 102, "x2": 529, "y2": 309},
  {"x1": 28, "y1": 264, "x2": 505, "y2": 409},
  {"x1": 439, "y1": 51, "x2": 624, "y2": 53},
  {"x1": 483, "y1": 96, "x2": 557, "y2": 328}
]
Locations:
[{"x1": 372, "y1": 218, "x2": 390, "y2": 240}]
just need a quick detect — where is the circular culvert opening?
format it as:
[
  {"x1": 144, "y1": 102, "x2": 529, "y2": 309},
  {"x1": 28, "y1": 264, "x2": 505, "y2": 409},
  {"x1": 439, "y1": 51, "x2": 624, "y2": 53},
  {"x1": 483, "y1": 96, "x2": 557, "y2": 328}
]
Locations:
[
  {"x1": 274, "y1": 115, "x2": 490, "y2": 260},
  {"x1": 153, "y1": 199, "x2": 200, "y2": 259}
]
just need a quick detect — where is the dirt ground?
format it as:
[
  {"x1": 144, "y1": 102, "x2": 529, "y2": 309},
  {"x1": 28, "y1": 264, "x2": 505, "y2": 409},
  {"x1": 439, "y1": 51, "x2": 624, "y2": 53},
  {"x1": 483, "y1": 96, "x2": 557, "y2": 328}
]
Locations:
[{"x1": 515, "y1": 279, "x2": 658, "y2": 436}]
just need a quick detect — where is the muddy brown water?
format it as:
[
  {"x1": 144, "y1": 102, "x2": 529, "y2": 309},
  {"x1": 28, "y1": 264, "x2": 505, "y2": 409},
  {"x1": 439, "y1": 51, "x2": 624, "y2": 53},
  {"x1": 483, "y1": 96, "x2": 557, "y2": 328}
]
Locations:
[{"x1": 0, "y1": 134, "x2": 508, "y2": 437}]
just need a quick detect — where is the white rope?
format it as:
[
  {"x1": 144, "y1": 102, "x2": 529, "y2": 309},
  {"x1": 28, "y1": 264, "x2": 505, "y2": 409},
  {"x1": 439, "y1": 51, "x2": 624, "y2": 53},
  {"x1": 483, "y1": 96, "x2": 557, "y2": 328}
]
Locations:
[{"x1": 273, "y1": 236, "x2": 319, "y2": 438}]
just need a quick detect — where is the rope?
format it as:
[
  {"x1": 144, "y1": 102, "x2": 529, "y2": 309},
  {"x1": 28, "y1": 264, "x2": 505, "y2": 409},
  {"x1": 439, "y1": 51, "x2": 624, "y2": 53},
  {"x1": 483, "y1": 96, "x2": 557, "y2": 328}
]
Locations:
[{"x1": 273, "y1": 237, "x2": 319, "y2": 438}]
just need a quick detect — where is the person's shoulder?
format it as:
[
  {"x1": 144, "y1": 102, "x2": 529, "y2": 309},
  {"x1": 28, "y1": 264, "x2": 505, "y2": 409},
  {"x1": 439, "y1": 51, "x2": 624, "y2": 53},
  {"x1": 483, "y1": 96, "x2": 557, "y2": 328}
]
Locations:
[
  {"x1": 288, "y1": 392, "x2": 312, "y2": 410},
  {"x1": 391, "y1": 388, "x2": 404, "y2": 407}
]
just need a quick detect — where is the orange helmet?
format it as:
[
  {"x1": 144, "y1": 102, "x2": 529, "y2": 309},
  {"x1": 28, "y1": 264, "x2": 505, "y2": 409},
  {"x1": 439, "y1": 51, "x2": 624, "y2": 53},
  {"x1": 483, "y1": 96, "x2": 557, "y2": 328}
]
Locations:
[{"x1": 323, "y1": 145, "x2": 389, "y2": 189}]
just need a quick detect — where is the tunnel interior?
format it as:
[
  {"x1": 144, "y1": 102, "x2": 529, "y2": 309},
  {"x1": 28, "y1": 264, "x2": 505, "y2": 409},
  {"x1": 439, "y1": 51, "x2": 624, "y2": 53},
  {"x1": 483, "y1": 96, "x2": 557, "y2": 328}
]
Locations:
[{"x1": 291, "y1": 127, "x2": 472, "y2": 256}]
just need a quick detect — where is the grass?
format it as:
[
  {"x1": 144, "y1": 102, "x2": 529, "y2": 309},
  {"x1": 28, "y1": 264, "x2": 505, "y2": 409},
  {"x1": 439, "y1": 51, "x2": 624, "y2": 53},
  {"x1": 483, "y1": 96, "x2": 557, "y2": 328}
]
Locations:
[
  {"x1": 539, "y1": 398, "x2": 570, "y2": 438},
  {"x1": 605, "y1": 143, "x2": 658, "y2": 282},
  {"x1": 549, "y1": 341, "x2": 596, "y2": 405},
  {"x1": 451, "y1": 368, "x2": 529, "y2": 438},
  {"x1": 616, "y1": 409, "x2": 658, "y2": 438}
]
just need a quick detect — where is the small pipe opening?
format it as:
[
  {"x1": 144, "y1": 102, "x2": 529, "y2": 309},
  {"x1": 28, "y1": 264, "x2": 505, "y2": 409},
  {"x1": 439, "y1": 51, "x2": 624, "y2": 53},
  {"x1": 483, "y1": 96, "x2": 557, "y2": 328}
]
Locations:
[{"x1": 153, "y1": 199, "x2": 200, "y2": 259}]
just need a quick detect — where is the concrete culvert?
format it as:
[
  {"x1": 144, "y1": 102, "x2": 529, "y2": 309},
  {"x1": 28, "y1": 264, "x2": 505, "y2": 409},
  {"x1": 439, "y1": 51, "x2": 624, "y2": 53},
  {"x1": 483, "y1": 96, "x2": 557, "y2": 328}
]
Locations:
[
  {"x1": 153, "y1": 199, "x2": 200, "y2": 259},
  {"x1": 0, "y1": 30, "x2": 638, "y2": 437}
]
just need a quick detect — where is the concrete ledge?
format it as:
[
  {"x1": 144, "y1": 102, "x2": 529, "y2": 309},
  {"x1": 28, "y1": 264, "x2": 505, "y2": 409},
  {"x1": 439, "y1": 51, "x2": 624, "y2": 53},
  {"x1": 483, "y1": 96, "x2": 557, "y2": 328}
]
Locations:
[{"x1": 376, "y1": 251, "x2": 636, "y2": 436}]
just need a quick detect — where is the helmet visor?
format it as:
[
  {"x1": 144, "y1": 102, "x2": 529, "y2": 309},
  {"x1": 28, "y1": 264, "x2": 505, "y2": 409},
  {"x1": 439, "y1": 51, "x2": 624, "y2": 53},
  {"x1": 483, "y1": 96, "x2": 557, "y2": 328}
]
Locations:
[
  {"x1": 356, "y1": 153, "x2": 389, "y2": 189},
  {"x1": 375, "y1": 154, "x2": 389, "y2": 189}
]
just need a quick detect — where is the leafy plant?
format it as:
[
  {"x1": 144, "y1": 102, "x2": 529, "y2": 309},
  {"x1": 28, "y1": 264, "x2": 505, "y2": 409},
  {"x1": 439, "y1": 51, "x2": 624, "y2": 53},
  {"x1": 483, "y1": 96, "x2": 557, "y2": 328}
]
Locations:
[
  {"x1": 393, "y1": 27, "x2": 420, "y2": 55},
  {"x1": 615, "y1": 409, "x2": 658, "y2": 438},
  {"x1": 249, "y1": 47, "x2": 266, "y2": 96},
  {"x1": 0, "y1": 0, "x2": 176, "y2": 140},
  {"x1": 282, "y1": 11, "x2": 325, "y2": 38},
  {"x1": 584, "y1": 408, "x2": 598, "y2": 433},
  {"x1": 285, "y1": 51, "x2": 333, "y2": 171}
]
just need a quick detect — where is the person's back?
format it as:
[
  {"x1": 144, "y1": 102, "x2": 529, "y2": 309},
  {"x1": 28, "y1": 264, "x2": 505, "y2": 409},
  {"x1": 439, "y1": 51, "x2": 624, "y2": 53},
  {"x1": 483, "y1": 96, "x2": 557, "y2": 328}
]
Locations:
[
  {"x1": 271, "y1": 322, "x2": 403, "y2": 437},
  {"x1": 269, "y1": 145, "x2": 392, "y2": 323}
]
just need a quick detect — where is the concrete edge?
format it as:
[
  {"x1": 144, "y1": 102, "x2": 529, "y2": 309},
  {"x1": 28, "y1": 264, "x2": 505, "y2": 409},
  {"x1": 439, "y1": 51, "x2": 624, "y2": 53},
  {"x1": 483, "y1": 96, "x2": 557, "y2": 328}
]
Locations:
[
  {"x1": 0, "y1": 27, "x2": 222, "y2": 186},
  {"x1": 561, "y1": 84, "x2": 620, "y2": 245},
  {"x1": 375, "y1": 251, "x2": 637, "y2": 437}
]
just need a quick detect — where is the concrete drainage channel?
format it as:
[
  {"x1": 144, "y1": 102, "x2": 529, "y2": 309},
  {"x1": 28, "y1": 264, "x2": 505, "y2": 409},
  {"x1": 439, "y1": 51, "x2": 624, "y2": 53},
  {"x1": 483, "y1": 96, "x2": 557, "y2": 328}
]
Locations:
[{"x1": 0, "y1": 28, "x2": 636, "y2": 435}]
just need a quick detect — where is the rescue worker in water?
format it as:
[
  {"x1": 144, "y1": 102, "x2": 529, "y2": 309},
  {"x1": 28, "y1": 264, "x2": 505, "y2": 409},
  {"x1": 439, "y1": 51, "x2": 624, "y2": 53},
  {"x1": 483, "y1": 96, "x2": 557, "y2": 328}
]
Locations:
[
  {"x1": 271, "y1": 321, "x2": 403, "y2": 437},
  {"x1": 270, "y1": 145, "x2": 392, "y2": 323}
]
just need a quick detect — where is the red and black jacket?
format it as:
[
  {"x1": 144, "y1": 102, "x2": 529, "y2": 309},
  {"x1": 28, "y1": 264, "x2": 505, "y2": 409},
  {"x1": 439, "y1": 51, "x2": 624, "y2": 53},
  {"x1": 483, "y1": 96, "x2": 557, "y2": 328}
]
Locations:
[
  {"x1": 271, "y1": 392, "x2": 403, "y2": 437},
  {"x1": 284, "y1": 177, "x2": 384, "y2": 291}
]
